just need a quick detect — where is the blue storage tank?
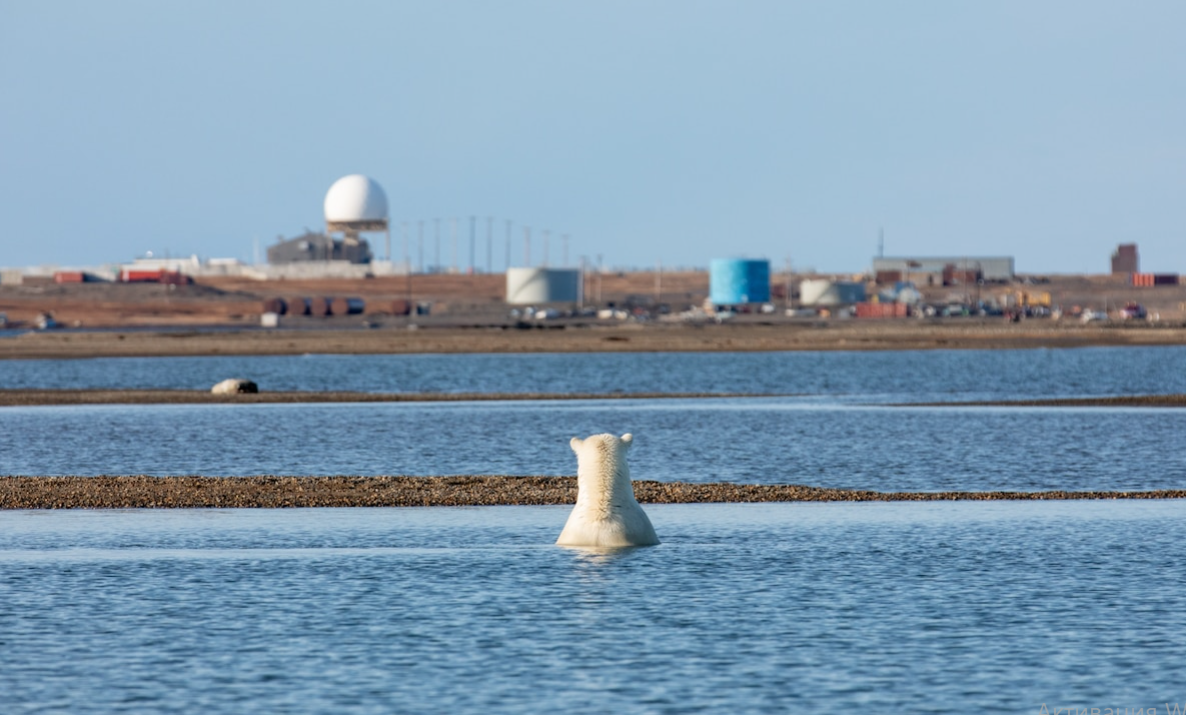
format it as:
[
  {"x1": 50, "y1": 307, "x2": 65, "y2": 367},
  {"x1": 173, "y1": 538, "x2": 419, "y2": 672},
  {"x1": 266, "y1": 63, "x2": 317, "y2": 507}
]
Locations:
[{"x1": 710, "y1": 259, "x2": 771, "y2": 305}]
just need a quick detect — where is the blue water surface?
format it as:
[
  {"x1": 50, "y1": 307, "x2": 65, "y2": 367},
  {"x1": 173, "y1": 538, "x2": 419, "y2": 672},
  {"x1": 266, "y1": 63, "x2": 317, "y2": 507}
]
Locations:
[
  {"x1": 4, "y1": 346, "x2": 1186, "y2": 401},
  {"x1": 4, "y1": 348, "x2": 1186, "y2": 713},
  {"x1": 2, "y1": 502, "x2": 1184, "y2": 714},
  {"x1": 3, "y1": 399, "x2": 1185, "y2": 492}
]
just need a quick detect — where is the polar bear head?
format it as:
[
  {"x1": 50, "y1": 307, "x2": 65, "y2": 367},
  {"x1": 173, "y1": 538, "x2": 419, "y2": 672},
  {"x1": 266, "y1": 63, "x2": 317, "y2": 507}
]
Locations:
[{"x1": 570, "y1": 432, "x2": 632, "y2": 480}]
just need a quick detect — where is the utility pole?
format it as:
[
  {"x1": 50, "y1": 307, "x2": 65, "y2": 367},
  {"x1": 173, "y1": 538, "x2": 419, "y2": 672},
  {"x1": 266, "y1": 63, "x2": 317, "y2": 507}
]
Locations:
[
  {"x1": 785, "y1": 256, "x2": 792, "y2": 311},
  {"x1": 400, "y1": 222, "x2": 409, "y2": 272},
  {"x1": 433, "y1": 219, "x2": 440, "y2": 273},
  {"x1": 596, "y1": 253, "x2": 603, "y2": 304},
  {"x1": 963, "y1": 257, "x2": 969, "y2": 306},
  {"x1": 450, "y1": 218, "x2": 458, "y2": 273},
  {"x1": 403, "y1": 222, "x2": 412, "y2": 306},
  {"x1": 524, "y1": 227, "x2": 531, "y2": 267},
  {"x1": 417, "y1": 221, "x2": 424, "y2": 273},
  {"x1": 543, "y1": 230, "x2": 550, "y2": 267},
  {"x1": 469, "y1": 216, "x2": 476, "y2": 274},
  {"x1": 579, "y1": 256, "x2": 586, "y2": 309},
  {"x1": 655, "y1": 258, "x2": 662, "y2": 304},
  {"x1": 505, "y1": 220, "x2": 512, "y2": 270},
  {"x1": 486, "y1": 216, "x2": 493, "y2": 273}
]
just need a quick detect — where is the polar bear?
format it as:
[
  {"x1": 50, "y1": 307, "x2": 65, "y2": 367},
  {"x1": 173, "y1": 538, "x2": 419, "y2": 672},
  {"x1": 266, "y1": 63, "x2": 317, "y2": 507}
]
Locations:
[{"x1": 556, "y1": 433, "x2": 660, "y2": 547}]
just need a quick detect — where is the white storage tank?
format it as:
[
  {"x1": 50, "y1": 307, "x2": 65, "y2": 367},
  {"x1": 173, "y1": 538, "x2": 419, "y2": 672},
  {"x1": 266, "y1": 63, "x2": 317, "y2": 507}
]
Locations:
[
  {"x1": 800, "y1": 279, "x2": 867, "y2": 307},
  {"x1": 506, "y1": 268, "x2": 582, "y2": 304}
]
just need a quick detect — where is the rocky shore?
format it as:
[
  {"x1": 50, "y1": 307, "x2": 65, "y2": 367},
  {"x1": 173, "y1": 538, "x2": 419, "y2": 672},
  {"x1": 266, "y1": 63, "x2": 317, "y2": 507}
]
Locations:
[{"x1": 2, "y1": 475, "x2": 1183, "y2": 510}]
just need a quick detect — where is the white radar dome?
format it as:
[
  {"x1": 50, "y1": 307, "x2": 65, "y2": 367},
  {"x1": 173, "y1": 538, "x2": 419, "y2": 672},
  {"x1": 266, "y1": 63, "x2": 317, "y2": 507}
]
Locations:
[{"x1": 323, "y1": 174, "x2": 389, "y2": 223}]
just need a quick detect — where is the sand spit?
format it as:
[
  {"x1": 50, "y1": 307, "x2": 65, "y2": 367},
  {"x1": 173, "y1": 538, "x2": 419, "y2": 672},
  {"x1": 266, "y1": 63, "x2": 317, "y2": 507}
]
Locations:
[
  {"x1": 5, "y1": 322, "x2": 1186, "y2": 360},
  {"x1": 6, "y1": 390, "x2": 1185, "y2": 408},
  {"x1": 2, "y1": 476, "x2": 1183, "y2": 510},
  {"x1": 899, "y1": 394, "x2": 1186, "y2": 408},
  {"x1": 0, "y1": 390, "x2": 772, "y2": 407}
]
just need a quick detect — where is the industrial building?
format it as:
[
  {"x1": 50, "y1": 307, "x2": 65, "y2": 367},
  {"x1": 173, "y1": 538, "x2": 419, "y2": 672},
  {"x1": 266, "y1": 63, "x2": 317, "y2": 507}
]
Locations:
[
  {"x1": 709, "y1": 259, "x2": 770, "y2": 305},
  {"x1": 268, "y1": 174, "x2": 389, "y2": 267},
  {"x1": 267, "y1": 230, "x2": 373, "y2": 265},
  {"x1": 1111, "y1": 244, "x2": 1139, "y2": 274},
  {"x1": 872, "y1": 257, "x2": 1014, "y2": 285}
]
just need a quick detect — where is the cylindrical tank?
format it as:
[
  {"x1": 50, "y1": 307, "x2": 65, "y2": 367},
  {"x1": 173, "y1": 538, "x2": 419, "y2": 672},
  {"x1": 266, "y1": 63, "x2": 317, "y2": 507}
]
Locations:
[
  {"x1": 709, "y1": 259, "x2": 771, "y2": 305},
  {"x1": 799, "y1": 279, "x2": 867, "y2": 307},
  {"x1": 506, "y1": 268, "x2": 582, "y2": 305},
  {"x1": 330, "y1": 297, "x2": 365, "y2": 315},
  {"x1": 287, "y1": 297, "x2": 309, "y2": 316},
  {"x1": 308, "y1": 296, "x2": 332, "y2": 317}
]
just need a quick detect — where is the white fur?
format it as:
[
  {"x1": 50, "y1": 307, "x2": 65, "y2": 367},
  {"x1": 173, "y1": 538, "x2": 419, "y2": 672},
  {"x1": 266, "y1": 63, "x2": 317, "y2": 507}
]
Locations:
[{"x1": 556, "y1": 433, "x2": 660, "y2": 547}]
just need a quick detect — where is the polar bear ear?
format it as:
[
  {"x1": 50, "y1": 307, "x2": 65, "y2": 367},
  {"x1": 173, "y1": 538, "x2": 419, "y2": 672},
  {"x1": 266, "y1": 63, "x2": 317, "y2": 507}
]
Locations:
[
  {"x1": 620, "y1": 433, "x2": 633, "y2": 448},
  {"x1": 570, "y1": 437, "x2": 583, "y2": 453}
]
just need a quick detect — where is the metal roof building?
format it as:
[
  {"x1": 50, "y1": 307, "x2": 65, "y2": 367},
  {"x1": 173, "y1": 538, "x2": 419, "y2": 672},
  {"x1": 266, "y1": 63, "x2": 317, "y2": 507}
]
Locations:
[
  {"x1": 872, "y1": 256, "x2": 1015, "y2": 283},
  {"x1": 267, "y1": 231, "x2": 373, "y2": 265}
]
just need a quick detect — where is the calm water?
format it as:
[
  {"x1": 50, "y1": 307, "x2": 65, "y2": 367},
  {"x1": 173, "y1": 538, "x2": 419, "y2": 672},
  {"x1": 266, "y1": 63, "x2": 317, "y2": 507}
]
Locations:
[
  {"x1": 3, "y1": 399, "x2": 1186, "y2": 492},
  {"x1": 2, "y1": 502, "x2": 1184, "y2": 714},
  {"x1": 4, "y1": 348, "x2": 1186, "y2": 713},
  {"x1": 5, "y1": 346, "x2": 1186, "y2": 401}
]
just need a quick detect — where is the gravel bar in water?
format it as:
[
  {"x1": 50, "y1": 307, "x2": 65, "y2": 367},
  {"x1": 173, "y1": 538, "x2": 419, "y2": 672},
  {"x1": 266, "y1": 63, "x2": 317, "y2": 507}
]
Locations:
[
  {"x1": 1, "y1": 476, "x2": 1183, "y2": 509},
  {"x1": 0, "y1": 390, "x2": 775, "y2": 406}
]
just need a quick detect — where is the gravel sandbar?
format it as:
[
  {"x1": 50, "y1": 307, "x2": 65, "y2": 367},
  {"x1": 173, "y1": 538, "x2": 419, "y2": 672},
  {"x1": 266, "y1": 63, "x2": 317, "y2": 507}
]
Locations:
[
  {"x1": 2, "y1": 476, "x2": 1182, "y2": 510},
  {"x1": 899, "y1": 394, "x2": 1186, "y2": 407}
]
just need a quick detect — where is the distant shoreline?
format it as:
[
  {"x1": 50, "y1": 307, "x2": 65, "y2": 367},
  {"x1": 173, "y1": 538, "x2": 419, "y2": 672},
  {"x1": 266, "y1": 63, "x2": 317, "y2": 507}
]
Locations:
[
  {"x1": 2, "y1": 476, "x2": 1183, "y2": 509},
  {"x1": 3, "y1": 321, "x2": 1186, "y2": 359}
]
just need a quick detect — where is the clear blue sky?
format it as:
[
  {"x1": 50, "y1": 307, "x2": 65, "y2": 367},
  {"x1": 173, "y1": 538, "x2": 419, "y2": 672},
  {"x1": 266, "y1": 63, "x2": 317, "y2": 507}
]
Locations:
[{"x1": 2, "y1": 1, "x2": 1183, "y2": 274}]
